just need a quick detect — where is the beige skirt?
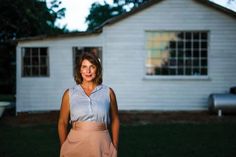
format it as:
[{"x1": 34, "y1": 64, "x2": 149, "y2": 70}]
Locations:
[{"x1": 60, "y1": 121, "x2": 117, "y2": 157}]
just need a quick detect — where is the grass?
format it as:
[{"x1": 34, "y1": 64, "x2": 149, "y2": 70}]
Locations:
[
  {"x1": 120, "y1": 123, "x2": 236, "y2": 157},
  {"x1": 0, "y1": 94, "x2": 15, "y2": 101},
  {"x1": 0, "y1": 122, "x2": 236, "y2": 157}
]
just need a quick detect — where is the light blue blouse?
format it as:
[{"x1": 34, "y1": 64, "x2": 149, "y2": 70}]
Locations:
[{"x1": 69, "y1": 84, "x2": 111, "y2": 126}]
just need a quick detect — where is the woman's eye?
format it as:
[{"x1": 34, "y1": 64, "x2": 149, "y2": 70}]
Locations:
[
  {"x1": 81, "y1": 65, "x2": 87, "y2": 69},
  {"x1": 91, "y1": 65, "x2": 96, "y2": 69}
]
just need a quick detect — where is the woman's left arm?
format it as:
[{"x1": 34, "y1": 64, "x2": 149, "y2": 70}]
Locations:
[{"x1": 110, "y1": 88, "x2": 120, "y2": 150}]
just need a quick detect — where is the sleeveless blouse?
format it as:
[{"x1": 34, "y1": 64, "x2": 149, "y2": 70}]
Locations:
[{"x1": 69, "y1": 84, "x2": 111, "y2": 126}]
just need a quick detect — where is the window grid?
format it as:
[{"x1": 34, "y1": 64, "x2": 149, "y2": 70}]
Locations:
[
  {"x1": 146, "y1": 31, "x2": 208, "y2": 76},
  {"x1": 22, "y1": 47, "x2": 49, "y2": 77}
]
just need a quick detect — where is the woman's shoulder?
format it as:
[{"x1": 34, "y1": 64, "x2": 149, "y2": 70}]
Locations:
[
  {"x1": 100, "y1": 84, "x2": 112, "y2": 91},
  {"x1": 67, "y1": 84, "x2": 80, "y2": 95},
  {"x1": 101, "y1": 84, "x2": 116, "y2": 95}
]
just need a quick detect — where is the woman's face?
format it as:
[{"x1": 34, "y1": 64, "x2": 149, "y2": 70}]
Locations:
[{"x1": 80, "y1": 59, "x2": 97, "y2": 83}]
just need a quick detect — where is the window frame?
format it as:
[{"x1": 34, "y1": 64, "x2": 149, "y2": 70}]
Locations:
[
  {"x1": 144, "y1": 30, "x2": 209, "y2": 79},
  {"x1": 21, "y1": 47, "x2": 49, "y2": 77}
]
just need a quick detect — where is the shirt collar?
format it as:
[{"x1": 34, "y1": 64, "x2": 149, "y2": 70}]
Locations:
[{"x1": 77, "y1": 84, "x2": 103, "y2": 95}]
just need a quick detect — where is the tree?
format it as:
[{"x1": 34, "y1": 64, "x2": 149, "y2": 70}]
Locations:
[
  {"x1": 0, "y1": 0, "x2": 66, "y2": 94},
  {"x1": 86, "y1": 2, "x2": 125, "y2": 31},
  {"x1": 0, "y1": 0, "x2": 66, "y2": 41},
  {"x1": 113, "y1": 0, "x2": 150, "y2": 9},
  {"x1": 85, "y1": 0, "x2": 150, "y2": 31}
]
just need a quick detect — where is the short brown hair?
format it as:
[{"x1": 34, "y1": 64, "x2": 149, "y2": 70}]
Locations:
[{"x1": 74, "y1": 52, "x2": 102, "y2": 85}]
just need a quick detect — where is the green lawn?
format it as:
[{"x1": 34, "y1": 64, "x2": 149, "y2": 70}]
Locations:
[
  {"x1": 0, "y1": 122, "x2": 236, "y2": 157},
  {"x1": 0, "y1": 94, "x2": 15, "y2": 101}
]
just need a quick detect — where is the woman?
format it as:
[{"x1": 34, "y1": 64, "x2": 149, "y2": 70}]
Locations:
[{"x1": 58, "y1": 52, "x2": 120, "y2": 157}]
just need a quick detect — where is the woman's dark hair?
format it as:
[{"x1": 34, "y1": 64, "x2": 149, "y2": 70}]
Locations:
[{"x1": 74, "y1": 52, "x2": 102, "y2": 85}]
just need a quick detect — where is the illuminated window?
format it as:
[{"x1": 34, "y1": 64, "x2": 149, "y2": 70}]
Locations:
[{"x1": 146, "y1": 31, "x2": 208, "y2": 76}]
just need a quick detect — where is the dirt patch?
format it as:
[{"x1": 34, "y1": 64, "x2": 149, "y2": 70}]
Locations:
[
  {"x1": 1, "y1": 108, "x2": 236, "y2": 126},
  {"x1": 119, "y1": 110, "x2": 236, "y2": 124}
]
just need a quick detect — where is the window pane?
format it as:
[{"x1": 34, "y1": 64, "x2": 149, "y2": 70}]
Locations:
[
  {"x1": 177, "y1": 67, "x2": 184, "y2": 75},
  {"x1": 193, "y1": 32, "x2": 200, "y2": 40},
  {"x1": 186, "y1": 32, "x2": 192, "y2": 40},
  {"x1": 201, "y1": 59, "x2": 207, "y2": 66},
  {"x1": 169, "y1": 68, "x2": 176, "y2": 75},
  {"x1": 177, "y1": 50, "x2": 184, "y2": 58},
  {"x1": 40, "y1": 48, "x2": 47, "y2": 56},
  {"x1": 178, "y1": 59, "x2": 184, "y2": 66},
  {"x1": 24, "y1": 48, "x2": 31, "y2": 57},
  {"x1": 32, "y1": 57, "x2": 39, "y2": 65},
  {"x1": 201, "y1": 68, "x2": 207, "y2": 75},
  {"x1": 185, "y1": 68, "x2": 191, "y2": 75},
  {"x1": 193, "y1": 68, "x2": 200, "y2": 75},
  {"x1": 185, "y1": 59, "x2": 192, "y2": 66},
  {"x1": 169, "y1": 41, "x2": 176, "y2": 49},
  {"x1": 24, "y1": 57, "x2": 31, "y2": 65},
  {"x1": 169, "y1": 59, "x2": 177, "y2": 66},
  {"x1": 193, "y1": 50, "x2": 199, "y2": 58},
  {"x1": 32, "y1": 48, "x2": 39, "y2": 56},
  {"x1": 201, "y1": 42, "x2": 207, "y2": 49},
  {"x1": 155, "y1": 67, "x2": 161, "y2": 75},
  {"x1": 169, "y1": 50, "x2": 176, "y2": 58},
  {"x1": 193, "y1": 59, "x2": 199, "y2": 66},
  {"x1": 201, "y1": 32, "x2": 208, "y2": 40},
  {"x1": 23, "y1": 66, "x2": 31, "y2": 76},
  {"x1": 160, "y1": 67, "x2": 169, "y2": 75},
  {"x1": 177, "y1": 41, "x2": 184, "y2": 49},
  {"x1": 186, "y1": 41, "x2": 192, "y2": 49},
  {"x1": 40, "y1": 66, "x2": 48, "y2": 76},
  {"x1": 40, "y1": 57, "x2": 47, "y2": 66},
  {"x1": 32, "y1": 67, "x2": 39, "y2": 76},
  {"x1": 177, "y1": 32, "x2": 184, "y2": 40},
  {"x1": 186, "y1": 50, "x2": 192, "y2": 58},
  {"x1": 193, "y1": 41, "x2": 199, "y2": 49},
  {"x1": 201, "y1": 50, "x2": 207, "y2": 58}
]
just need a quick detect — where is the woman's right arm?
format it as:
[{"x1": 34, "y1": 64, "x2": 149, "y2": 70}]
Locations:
[{"x1": 58, "y1": 89, "x2": 70, "y2": 146}]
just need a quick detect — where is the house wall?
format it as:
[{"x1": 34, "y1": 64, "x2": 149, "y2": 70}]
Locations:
[
  {"x1": 16, "y1": 0, "x2": 236, "y2": 112},
  {"x1": 101, "y1": 0, "x2": 236, "y2": 110},
  {"x1": 16, "y1": 35, "x2": 103, "y2": 112}
]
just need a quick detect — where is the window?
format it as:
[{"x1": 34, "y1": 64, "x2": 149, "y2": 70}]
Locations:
[
  {"x1": 73, "y1": 47, "x2": 102, "y2": 74},
  {"x1": 146, "y1": 31, "x2": 208, "y2": 76},
  {"x1": 21, "y1": 47, "x2": 49, "y2": 77}
]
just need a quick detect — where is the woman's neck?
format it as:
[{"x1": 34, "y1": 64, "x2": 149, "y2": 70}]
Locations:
[
  {"x1": 80, "y1": 81, "x2": 98, "y2": 96},
  {"x1": 81, "y1": 81, "x2": 97, "y2": 90}
]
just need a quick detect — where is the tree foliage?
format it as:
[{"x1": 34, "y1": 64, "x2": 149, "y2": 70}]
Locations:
[
  {"x1": 86, "y1": 2, "x2": 125, "y2": 31},
  {"x1": 113, "y1": 0, "x2": 150, "y2": 9},
  {"x1": 85, "y1": 0, "x2": 149, "y2": 31},
  {"x1": 0, "y1": 0, "x2": 66, "y2": 94},
  {"x1": 0, "y1": 0, "x2": 66, "y2": 41}
]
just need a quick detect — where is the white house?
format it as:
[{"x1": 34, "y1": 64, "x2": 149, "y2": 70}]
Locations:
[{"x1": 16, "y1": 0, "x2": 236, "y2": 113}]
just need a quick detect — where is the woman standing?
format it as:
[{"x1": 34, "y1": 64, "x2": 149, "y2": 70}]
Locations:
[{"x1": 58, "y1": 52, "x2": 120, "y2": 157}]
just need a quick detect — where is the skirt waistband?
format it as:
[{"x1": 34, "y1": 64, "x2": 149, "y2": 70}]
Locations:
[{"x1": 72, "y1": 121, "x2": 107, "y2": 131}]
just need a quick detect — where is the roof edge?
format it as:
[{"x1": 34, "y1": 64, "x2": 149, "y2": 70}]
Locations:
[
  {"x1": 194, "y1": 0, "x2": 236, "y2": 18},
  {"x1": 16, "y1": 29, "x2": 102, "y2": 42},
  {"x1": 94, "y1": 0, "x2": 164, "y2": 30}
]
